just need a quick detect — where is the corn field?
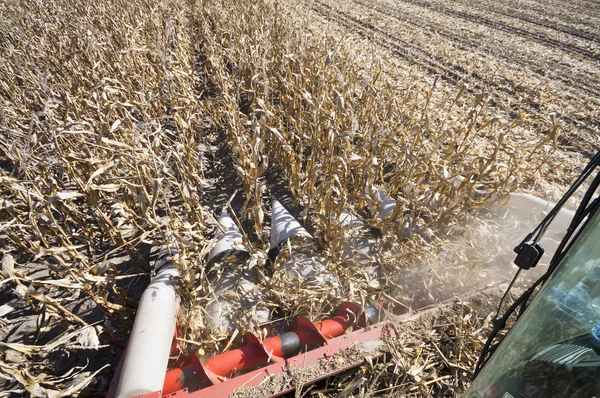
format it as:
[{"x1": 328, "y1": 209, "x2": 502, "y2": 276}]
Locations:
[{"x1": 0, "y1": 0, "x2": 591, "y2": 395}]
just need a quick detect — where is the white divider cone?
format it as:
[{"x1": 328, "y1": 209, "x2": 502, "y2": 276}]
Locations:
[
  {"x1": 270, "y1": 199, "x2": 312, "y2": 250},
  {"x1": 496, "y1": 193, "x2": 575, "y2": 255},
  {"x1": 206, "y1": 209, "x2": 249, "y2": 265},
  {"x1": 206, "y1": 263, "x2": 270, "y2": 332},
  {"x1": 204, "y1": 210, "x2": 269, "y2": 333},
  {"x1": 269, "y1": 198, "x2": 340, "y2": 293},
  {"x1": 451, "y1": 175, "x2": 488, "y2": 198},
  {"x1": 116, "y1": 247, "x2": 180, "y2": 398},
  {"x1": 505, "y1": 193, "x2": 574, "y2": 231},
  {"x1": 365, "y1": 183, "x2": 397, "y2": 221},
  {"x1": 339, "y1": 208, "x2": 364, "y2": 230},
  {"x1": 338, "y1": 208, "x2": 381, "y2": 285}
]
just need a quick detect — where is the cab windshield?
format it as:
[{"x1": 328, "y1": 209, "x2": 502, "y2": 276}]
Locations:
[{"x1": 465, "y1": 209, "x2": 600, "y2": 397}]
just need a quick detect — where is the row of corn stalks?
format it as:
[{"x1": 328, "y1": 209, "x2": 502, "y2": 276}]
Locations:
[
  {"x1": 0, "y1": 0, "x2": 211, "y2": 394},
  {"x1": 195, "y1": 0, "x2": 558, "y2": 259},
  {"x1": 185, "y1": 0, "x2": 559, "y2": 353}
]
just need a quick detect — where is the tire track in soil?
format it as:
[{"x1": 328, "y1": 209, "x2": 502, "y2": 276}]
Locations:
[
  {"x1": 312, "y1": 1, "x2": 599, "y2": 157},
  {"x1": 312, "y1": 2, "x2": 476, "y2": 85},
  {"x1": 311, "y1": 3, "x2": 545, "y2": 109},
  {"x1": 352, "y1": 0, "x2": 600, "y2": 101},
  {"x1": 470, "y1": 0, "x2": 600, "y2": 42},
  {"x1": 499, "y1": 0, "x2": 600, "y2": 29},
  {"x1": 482, "y1": 5, "x2": 600, "y2": 44},
  {"x1": 565, "y1": 0, "x2": 600, "y2": 10},
  {"x1": 395, "y1": 0, "x2": 600, "y2": 62}
]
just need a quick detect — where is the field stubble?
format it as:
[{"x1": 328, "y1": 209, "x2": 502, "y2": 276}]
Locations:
[{"x1": 308, "y1": 0, "x2": 599, "y2": 193}]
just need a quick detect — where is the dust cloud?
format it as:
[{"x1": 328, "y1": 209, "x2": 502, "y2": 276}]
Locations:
[{"x1": 394, "y1": 194, "x2": 574, "y2": 308}]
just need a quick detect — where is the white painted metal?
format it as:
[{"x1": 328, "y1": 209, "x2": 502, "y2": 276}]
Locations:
[
  {"x1": 365, "y1": 183, "x2": 397, "y2": 221},
  {"x1": 270, "y1": 199, "x2": 311, "y2": 249},
  {"x1": 504, "y1": 193, "x2": 574, "y2": 233},
  {"x1": 116, "y1": 247, "x2": 180, "y2": 398},
  {"x1": 206, "y1": 263, "x2": 270, "y2": 332},
  {"x1": 206, "y1": 210, "x2": 249, "y2": 264},
  {"x1": 206, "y1": 210, "x2": 268, "y2": 333}
]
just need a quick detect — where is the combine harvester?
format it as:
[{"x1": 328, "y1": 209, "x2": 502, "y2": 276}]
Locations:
[{"x1": 110, "y1": 151, "x2": 600, "y2": 397}]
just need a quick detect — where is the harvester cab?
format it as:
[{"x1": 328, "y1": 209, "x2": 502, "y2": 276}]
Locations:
[{"x1": 465, "y1": 150, "x2": 600, "y2": 398}]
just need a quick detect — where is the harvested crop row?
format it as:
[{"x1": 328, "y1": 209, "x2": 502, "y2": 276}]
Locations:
[
  {"x1": 446, "y1": 0, "x2": 600, "y2": 40},
  {"x1": 349, "y1": 0, "x2": 600, "y2": 100},
  {"x1": 308, "y1": 0, "x2": 599, "y2": 187}
]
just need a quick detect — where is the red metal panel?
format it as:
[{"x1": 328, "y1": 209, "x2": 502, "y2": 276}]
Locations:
[
  {"x1": 107, "y1": 348, "x2": 126, "y2": 398},
  {"x1": 162, "y1": 302, "x2": 368, "y2": 395},
  {"x1": 133, "y1": 393, "x2": 162, "y2": 398},
  {"x1": 170, "y1": 321, "x2": 395, "y2": 397}
]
